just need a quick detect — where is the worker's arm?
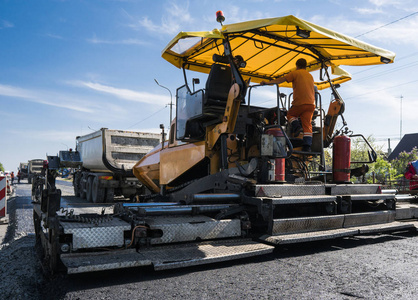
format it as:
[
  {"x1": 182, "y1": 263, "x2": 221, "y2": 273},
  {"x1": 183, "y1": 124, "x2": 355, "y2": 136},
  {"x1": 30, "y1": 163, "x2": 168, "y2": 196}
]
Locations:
[{"x1": 260, "y1": 77, "x2": 287, "y2": 86}]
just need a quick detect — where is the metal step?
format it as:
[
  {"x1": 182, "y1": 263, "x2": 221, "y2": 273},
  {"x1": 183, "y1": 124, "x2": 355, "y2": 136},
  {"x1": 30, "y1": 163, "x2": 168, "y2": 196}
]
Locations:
[
  {"x1": 261, "y1": 221, "x2": 417, "y2": 245},
  {"x1": 60, "y1": 239, "x2": 275, "y2": 274},
  {"x1": 395, "y1": 203, "x2": 418, "y2": 220},
  {"x1": 330, "y1": 184, "x2": 381, "y2": 195},
  {"x1": 145, "y1": 215, "x2": 242, "y2": 245},
  {"x1": 271, "y1": 211, "x2": 396, "y2": 235},
  {"x1": 350, "y1": 194, "x2": 395, "y2": 201},
  {"x1": 268, "y1": 195, "x2": 337, "y2": 205},
  {"x1": 255, "y1": 184, "x2": 325, "y2": 197}
]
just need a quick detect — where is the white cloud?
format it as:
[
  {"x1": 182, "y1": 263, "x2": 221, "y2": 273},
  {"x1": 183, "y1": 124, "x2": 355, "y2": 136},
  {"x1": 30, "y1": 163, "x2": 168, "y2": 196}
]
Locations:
[
  {"x1": 44, "y1": 33, "x2": 64, "y2": 40},
  {"x1": 86, "y1": 36, "x2": 148, "y2": 45},
  {"x1": 0, "y1": 84, "x2": 94, "y2": 113},
  {"x1": 8, "y1": 129, "x2": 78, "y2": 143},
  {"x1": 0, "y1": 20, "x2": 14, "y2": 29},
  {"x1": 309, "y1": 14, "x2": 418, "y2": 48},
  {"x1": 70, "y1": 81, "x2": 169, "y2": 105},
  {"x1": 0, "y1": 84, "x2": 37, "y2": 99},
  {"x1": 134, "y1": 1, "x2": 194, "y2": 35},
  {"x1": 368, "y1": 0, "x2": 404, "y2": 7},
  {"x1": 354, "y1": 7, "x2": 384, "y2": 15}
]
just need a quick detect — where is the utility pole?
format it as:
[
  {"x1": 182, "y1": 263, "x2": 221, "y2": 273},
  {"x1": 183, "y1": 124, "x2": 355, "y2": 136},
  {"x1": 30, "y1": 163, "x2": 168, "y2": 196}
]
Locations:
[
  {"x1": 154, "y1": 79, "x2": 173, "y2": 127},
  {"x1": 399, "y1": 95, "x2": 403, "y2": 140},
  {"x1": 387, "y1": 138, "x2": 392, "y2": 156}
]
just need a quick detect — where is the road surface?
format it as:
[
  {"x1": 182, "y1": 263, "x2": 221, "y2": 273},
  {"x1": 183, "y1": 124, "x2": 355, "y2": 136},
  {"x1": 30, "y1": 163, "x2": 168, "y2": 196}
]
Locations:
[{"x1": 1, "y1": 180, "x2": 418, "y2": 299}]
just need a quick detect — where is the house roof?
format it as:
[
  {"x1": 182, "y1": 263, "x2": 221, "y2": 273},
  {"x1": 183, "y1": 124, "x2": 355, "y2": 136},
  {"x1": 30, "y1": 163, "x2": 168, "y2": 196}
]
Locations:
[{"x1": 388, "y1": 133, "x2": 418, "y2": 160}]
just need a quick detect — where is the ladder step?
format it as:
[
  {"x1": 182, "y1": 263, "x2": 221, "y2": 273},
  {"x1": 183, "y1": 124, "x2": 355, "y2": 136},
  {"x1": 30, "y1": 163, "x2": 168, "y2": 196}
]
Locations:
[
  {"x1": 271, "y1": 211, "x2": 396, "y2": 235},
  {"x1": 350, "y1": 194, "x2": 395, "y2": 201},
  {"x1": 61, "y1": 239, "x2": 275, "y2": 274},
  {"x1": 269, "y1": 195, "x2": 337, "y2": 205},
  {"x1": 261, "y1": 221, "x2": 417, "y2": 245}
]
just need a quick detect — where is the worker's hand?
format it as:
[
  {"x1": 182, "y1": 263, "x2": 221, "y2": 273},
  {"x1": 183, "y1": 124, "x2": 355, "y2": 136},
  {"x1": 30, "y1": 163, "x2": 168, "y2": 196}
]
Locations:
[
  {"x1": 260, "y1": 81, "x2": 267, "y2": 86},
  {"x1": 413, "y1": 174, "x2": 418, "y2": 179}
]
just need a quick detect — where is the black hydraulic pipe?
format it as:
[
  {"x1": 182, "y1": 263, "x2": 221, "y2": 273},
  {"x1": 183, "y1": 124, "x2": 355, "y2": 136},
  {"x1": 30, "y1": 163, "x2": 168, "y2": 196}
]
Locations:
[
  {"x1": 122, "y1": 202, "x2": 179, "y2": 208},
  {"x1": 220, "y1": 134, "x2": 228, "y2": 170},
  {"x1": 193, "y1": 193, "x2": 241, "y2": 201}
]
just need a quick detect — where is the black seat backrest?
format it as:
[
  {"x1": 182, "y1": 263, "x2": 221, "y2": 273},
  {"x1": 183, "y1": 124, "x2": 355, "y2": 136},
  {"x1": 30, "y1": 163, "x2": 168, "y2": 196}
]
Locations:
[{"x1": 205, "y1": 64, "x2": 232, "y2": 104}]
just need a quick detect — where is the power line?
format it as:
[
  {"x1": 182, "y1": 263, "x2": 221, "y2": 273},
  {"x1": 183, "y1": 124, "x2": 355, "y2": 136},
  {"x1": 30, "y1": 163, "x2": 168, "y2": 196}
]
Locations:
[
  {"x1": 127, "y1": 106, "x2": 167, "y2": 129},
  {"x1": 355, "y1": 11, "x2": 418, "y2": 38},
  {"x1": 349, "y1": 60, "x2": 418, "y2": 83},
  {"x1": 344, "y1": 79, "x2": 418, "y2": 100}
]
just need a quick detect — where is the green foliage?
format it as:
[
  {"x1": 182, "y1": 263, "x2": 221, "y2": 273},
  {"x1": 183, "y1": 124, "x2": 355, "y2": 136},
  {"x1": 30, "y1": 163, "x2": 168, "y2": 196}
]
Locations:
[
  {"x1": 390, "y1": 147, "x2": 418, "y2": 177},
  {"x1": 323, "y1": 135, "x2": 416, "y2": 184},
  {"x1": 0, "y1": 162, "x2": 4, "y2": 172},
  {"x1": 366, "y1": 156, "x2": 398, "y2": 183},
  {"x1": 350, "y1": 135, "x2": 383, "y2": 167}
]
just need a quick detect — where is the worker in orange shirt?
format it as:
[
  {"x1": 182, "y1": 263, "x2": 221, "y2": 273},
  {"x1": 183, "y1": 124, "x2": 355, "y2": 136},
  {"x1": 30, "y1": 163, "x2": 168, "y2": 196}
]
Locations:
[{"x1": 260, "y1": 58, "x2": 315, "y2": 152}]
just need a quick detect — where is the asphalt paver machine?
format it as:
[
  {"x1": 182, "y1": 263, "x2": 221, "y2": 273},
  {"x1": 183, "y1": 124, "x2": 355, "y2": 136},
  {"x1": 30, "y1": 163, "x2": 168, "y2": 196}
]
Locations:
[{"x1": 33, "y1": 13, "x2": 418, "y2": 275}]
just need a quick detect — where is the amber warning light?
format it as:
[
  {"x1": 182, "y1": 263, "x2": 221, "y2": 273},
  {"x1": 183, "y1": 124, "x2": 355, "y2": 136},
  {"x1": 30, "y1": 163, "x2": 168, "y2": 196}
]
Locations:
[{"x1": 216, "y1": 11, "x2": 225, "y2": 24}]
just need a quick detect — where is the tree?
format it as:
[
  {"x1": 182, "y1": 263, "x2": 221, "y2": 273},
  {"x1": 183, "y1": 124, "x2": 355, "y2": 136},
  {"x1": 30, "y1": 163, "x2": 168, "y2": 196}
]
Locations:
[
  {"x1": 0, "y1": 162, "x2": 4, "y2": 172},
  {"x1": 390, "y1": 147, "x2": 418, "y2": 177},
  {"x1": 367, "y1": 156, "x2": 398, "y2": 184},
  {"x1": 350, "y1": 135, "x2": 383, "y2": 167}
]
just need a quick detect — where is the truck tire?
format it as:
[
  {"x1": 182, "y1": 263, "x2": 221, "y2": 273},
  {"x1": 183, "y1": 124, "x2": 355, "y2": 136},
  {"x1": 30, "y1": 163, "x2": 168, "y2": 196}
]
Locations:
[
  {"x1": 86, "y1": 176, "x2": 93, "y2": 202},
  {"x1": 92, "y1": 176, "x2": 105, "y2": 203},
  {"x1": 33, "y1": 210, "x2": 41, "y2": 247},
  {"x1": 105, "y1": 188, "x2": 114, "y2": 203},
  {"x1": 73, "y1": 172, "x2": 81, "y2": 197},
  {"x1": 80, "y1": 173, "x2": 88, "y2": 199}
]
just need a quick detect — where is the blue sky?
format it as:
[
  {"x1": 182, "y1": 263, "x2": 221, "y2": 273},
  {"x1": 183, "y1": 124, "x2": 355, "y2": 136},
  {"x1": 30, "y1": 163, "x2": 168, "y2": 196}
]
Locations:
[{"x1": 1, "y1": 0, "x2": 418, "y2": 172}]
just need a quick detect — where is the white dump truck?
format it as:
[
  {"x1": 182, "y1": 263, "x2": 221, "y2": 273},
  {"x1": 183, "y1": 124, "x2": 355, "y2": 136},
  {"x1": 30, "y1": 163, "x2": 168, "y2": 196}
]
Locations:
[
  {"x1": 18, "y1": 162, "x2": 29, "y2": 180},
  {"x1": 27, "y1": 159, "x2": 44, "y2": 184},
  {"x1": 72, "y1": 128, "x2": 161, "y2": 203}
]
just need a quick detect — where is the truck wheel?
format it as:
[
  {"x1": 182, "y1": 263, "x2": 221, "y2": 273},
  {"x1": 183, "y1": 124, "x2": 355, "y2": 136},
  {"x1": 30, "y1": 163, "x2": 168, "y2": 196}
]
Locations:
[
  {"x1": 48, "y1": 220, "x2": 62, "y2": 275},
  {"x1": 33, "y1": 210, "x2": 41, "y2": 247},
  {"x1": 92, "y1": 176, "x2": 105, "y2": 203},
  {"x1": 105, "y1": 188, "x2": 114, "y2": 203},
  {"x1": 86, "y1": 176, "x2": 93, "y2": 202},
  {"x1": 80, "y1": 173, "x2": 87, "y2": 199},
  {"x1": 73, "y1": 172, "x2": 81, "y2": 197}
]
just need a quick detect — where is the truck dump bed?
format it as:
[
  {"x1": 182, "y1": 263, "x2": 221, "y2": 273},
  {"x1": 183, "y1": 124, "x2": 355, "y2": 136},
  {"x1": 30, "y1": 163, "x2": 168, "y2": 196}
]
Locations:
[
  {"x1": 76, "y1": 128, "x2": 161, "y2": 173},
  {"x1": 28, "y1": 159, "x2": 44, "y2": 174}
]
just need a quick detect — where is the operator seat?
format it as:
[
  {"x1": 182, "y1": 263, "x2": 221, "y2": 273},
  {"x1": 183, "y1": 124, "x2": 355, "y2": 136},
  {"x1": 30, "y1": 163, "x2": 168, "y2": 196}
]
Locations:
[{"x1": 204, "y1": 63, "x2": 232, "y2": 106}]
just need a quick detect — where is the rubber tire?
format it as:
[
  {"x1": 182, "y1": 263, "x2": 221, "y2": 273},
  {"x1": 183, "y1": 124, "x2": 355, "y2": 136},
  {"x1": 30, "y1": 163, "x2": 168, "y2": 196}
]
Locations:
[
  {"x1": 92, "y1": 176, "x2": 105, "y2": 203},
  {"x1": 86, "y1": 176, "x2": 93, "y2": 202},
  {"x1": 80, "y1": 173, "x2": 87, "y2": 199},
  {"x1": 73, "y1": 172, "x2": 81, "y2": 197},
  {"x1": 33, "y1": 210, "x2": 41, "y2": 247},
  {"x1": 105, "y1": 188, "x2": 114, "y2": 203}
]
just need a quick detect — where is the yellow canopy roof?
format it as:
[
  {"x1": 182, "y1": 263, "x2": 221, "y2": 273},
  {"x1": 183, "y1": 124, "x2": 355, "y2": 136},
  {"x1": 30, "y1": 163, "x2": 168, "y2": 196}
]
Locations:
[{"x1": 162, "y1": 15, "x2": 395, "y2": 86}]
